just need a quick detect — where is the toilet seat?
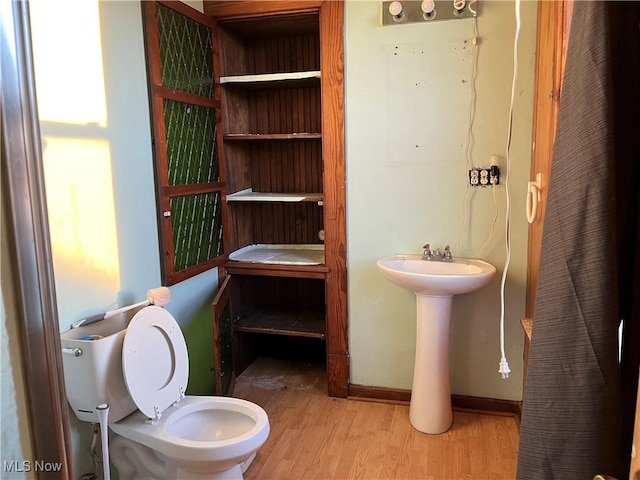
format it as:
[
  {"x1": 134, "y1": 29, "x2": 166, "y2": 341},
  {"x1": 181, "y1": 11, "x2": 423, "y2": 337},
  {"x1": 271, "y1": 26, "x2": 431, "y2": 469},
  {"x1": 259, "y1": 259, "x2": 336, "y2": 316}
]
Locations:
[{"x1": 122, "y1": 306, "x2": 188, "y2": 420}]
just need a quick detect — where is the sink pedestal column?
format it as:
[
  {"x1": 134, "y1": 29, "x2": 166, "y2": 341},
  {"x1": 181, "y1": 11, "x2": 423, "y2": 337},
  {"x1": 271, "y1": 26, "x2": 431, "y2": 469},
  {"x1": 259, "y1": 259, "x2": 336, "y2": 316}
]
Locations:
[{"x1": 409, "y1": 294, "x2": 453, "y2": 434}]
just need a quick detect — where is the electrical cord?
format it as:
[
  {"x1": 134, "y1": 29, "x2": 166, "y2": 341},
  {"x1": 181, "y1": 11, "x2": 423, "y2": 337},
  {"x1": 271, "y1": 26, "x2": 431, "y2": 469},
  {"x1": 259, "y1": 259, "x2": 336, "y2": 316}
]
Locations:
[
  {"x1": 457, "y1": 0, "x2": 520, "y2": 378},
  {"x1": 459, "y1": 16, "x2": 482, "y2": 258},
  {"x1": 465, "y1": 15, "x2": 479, "y2": 175},
  {"x1": 458, "y1": 15, "x2": 499, "y2": 259},
  {"x1": 498, "y1": 0, "x2": 522, "y2": 379},
  {"x1": 468, "y1": 0, "x2": 478, "y2": 16}
]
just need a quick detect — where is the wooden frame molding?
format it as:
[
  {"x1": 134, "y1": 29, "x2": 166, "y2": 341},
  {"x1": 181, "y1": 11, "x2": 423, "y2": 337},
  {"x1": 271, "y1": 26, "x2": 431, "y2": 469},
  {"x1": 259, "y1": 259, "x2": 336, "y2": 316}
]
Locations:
[
  {"x1": 319, "y1": 0, "x2": 349, "y2": 397},
  {"x1": 526, "y1": 0, "x2": 572, "y2": 318},
  {"x1": 204, "y1": 1, "x2": 324, "y2": 18},
  {"x1": 1, "y1": 2, "x2": 74, "y2": 476},
  {"x1": 349, "y1": 385, "x2": 522, "y2": 418},
  {"x1": 524, "y1": 0, "x2": 572, "y2": 390}
]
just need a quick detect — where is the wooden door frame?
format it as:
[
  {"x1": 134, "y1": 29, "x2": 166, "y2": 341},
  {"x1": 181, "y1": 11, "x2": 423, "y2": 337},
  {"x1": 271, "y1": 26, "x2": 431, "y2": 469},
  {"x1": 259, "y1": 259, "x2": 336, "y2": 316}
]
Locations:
[
  {"x1": 526, "y1": 0, "x2": 572, "y2": 317},
  {"x1": 318, "y1": 0, "x2": 349, "y2": 398},
  {"x1": 523, "y1": 0, "x2": 572, "y2": 385},
  {"x1": 1, "y1": 2, "x2": 74, "y2": 476}
]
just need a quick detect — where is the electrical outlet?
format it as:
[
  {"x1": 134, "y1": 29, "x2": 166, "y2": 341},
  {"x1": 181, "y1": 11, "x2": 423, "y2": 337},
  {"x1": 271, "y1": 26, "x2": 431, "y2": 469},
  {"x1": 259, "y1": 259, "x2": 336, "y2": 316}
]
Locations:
[
  {"x1": 468, "y1": 166, "x2": 500, "y2": 187},
  {"x1": 469, "y1": 169, "x2": 479, "y2": 186},
  {"x1": 479, "y1": 168, "x2": 490, "y2": 185},
  {"x1": 490, "y1": 165, "x2": 500, "y2": 185}
]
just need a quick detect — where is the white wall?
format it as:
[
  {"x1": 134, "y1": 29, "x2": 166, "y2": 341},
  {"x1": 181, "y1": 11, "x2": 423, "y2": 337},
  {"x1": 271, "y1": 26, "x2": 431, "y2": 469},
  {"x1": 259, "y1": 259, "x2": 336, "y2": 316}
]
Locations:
[{"x1": 345, "y1": 0, "x2": 537, "y2": 401}]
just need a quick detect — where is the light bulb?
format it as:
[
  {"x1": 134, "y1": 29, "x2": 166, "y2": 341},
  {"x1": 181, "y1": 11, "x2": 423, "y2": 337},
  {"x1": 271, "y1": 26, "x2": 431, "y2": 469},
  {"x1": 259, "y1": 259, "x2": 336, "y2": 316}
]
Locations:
[
  {"x1": 389, "y1": 1, "x2": 405, "y2": 22},
  {"x1": 453, "y1": 0, "x2": 466, "y2": 14},
  {"x1": 422, "y1": 0, "x2": 435, "y2": 14},
  {"x1": 421, "y1": 0, "x2": 436, "y2": 19}
]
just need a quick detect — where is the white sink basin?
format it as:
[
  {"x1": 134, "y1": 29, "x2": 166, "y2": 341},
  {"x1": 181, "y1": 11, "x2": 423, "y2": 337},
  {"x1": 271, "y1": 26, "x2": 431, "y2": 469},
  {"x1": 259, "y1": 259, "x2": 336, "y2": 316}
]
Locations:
[
  {"x1": 376, "y1": 253, "x2": 496, "y2": 434},
  {"x1": 377, "y1": 254, "x2": 496, "y2": 296}
]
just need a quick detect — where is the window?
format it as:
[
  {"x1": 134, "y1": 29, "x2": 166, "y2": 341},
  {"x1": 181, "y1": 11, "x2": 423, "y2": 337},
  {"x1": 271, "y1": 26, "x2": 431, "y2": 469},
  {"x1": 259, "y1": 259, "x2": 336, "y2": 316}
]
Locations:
[{"x1": 141, "y1": 0, "x2": 226, "y2": 285}]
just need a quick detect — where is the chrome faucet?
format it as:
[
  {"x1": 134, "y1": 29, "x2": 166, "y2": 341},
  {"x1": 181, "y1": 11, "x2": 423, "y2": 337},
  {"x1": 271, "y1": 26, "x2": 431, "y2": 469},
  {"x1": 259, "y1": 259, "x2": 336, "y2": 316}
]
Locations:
[
  {"x1": 422, "y1": 243, "x2": 453, "y2": 262},
  {"x1": 443, "y1": 245, "x2": 453, "y2": 262}
]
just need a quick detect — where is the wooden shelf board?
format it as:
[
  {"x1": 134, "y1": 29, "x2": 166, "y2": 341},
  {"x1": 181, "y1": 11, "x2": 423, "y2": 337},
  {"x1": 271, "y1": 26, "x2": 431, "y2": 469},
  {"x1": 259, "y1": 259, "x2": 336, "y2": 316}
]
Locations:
[
  {"x1": 229, "y1": 244, "x2": 324, "y2": 265},
  {"x1": 220, "y1": 70, "x2": 320, "y2": 88},
  {"x1": 226, "y1": 189, "x2": 323, "y2": 203},
  {"x1": 223, "y1": 133, "x2": 322, "y2": 141},
  {"x1": 234, "y1": 310, "x2": 326, "y2": 339},
  {"x1": 224, "y1": 261, "x2": 328, "y2": 279}
]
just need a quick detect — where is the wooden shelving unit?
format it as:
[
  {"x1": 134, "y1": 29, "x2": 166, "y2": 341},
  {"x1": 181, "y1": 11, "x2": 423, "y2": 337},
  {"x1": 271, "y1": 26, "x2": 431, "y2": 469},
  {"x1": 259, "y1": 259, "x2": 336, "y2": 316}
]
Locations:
[
  {"x1": 213, "y1": 6, "x2": 328, "y2": 380},
  {"x1": 206, "y1": 0, "x2": 348, "y2": 397}
]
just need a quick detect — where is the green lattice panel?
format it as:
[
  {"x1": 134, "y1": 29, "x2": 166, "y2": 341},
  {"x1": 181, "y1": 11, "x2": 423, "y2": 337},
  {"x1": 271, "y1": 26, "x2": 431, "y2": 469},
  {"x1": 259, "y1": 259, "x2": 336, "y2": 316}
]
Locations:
[
  {"x1": 164, "y1": 99, "x2": 219, "y2": 186},
  {"x1": 170, "y1": 192, "x2": 223, "y2": 272},
  {"x1": 157, "y1": 3, "x2": 214, "y2": 98}
]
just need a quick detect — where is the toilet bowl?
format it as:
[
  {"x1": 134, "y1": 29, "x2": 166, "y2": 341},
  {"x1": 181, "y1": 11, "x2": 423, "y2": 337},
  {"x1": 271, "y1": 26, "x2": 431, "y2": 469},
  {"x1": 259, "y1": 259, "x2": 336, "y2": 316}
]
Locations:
[
  {"x1": 61, "y1": 305, "x2": 269, "y2": 480},
  {"x1": 109, "y1": 397, "x2": 269, "y2": 479}
]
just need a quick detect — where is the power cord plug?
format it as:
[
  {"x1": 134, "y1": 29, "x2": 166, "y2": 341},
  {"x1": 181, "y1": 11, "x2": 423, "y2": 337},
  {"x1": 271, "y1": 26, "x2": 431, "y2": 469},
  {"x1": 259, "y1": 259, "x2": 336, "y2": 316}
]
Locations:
[{"x1": 498, "y1": 357, "x2": 510, "y2": 379}]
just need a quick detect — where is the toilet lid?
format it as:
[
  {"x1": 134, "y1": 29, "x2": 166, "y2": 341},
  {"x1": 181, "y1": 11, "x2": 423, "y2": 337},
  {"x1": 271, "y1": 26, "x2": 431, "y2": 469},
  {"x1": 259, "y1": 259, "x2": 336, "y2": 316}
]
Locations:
[{"x1": 122, "y1": 306, "x2": 189, "y2": 419}]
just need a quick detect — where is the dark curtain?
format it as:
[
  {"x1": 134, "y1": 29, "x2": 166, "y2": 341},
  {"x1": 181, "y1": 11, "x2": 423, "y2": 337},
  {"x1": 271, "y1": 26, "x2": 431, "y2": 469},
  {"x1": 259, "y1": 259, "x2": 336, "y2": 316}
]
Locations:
[{"x1": 517, "y1": 2, "x2": 640, "y2": 479}]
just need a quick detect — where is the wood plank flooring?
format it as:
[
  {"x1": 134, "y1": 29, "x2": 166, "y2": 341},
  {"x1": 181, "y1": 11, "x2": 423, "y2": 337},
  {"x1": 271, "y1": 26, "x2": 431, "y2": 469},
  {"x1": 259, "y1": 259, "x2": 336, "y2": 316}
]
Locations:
[{"x1": 233, "y1": 358, "x2": 519, "y2": 480}]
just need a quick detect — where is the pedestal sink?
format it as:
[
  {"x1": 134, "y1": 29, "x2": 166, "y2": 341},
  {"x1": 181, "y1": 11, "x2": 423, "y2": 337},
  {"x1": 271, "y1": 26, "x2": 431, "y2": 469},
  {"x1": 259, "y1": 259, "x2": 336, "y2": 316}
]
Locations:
[{"x1": 377, "y1": 254, "x2": 496, "y2": 434}]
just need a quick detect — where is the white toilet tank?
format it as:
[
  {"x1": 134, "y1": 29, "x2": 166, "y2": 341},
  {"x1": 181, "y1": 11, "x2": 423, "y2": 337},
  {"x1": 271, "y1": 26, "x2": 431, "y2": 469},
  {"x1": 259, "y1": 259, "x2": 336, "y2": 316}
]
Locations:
[{"x1": 60, "y1": 308, "x2": 144, "y2": 423}]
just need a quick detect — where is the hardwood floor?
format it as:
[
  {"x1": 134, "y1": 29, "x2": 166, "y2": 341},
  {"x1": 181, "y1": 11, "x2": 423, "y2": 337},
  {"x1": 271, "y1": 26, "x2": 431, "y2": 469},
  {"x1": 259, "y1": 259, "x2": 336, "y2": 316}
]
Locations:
[{"x1": 233, "y1": 358, "x2": 519, "y2": 480}]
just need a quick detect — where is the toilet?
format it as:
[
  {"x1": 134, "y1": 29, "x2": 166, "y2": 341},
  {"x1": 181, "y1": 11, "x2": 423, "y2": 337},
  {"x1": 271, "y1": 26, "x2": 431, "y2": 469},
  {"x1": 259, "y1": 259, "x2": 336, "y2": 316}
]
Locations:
[{"x1": 61, "y1": 305, "x2": 269, "y2": 480}]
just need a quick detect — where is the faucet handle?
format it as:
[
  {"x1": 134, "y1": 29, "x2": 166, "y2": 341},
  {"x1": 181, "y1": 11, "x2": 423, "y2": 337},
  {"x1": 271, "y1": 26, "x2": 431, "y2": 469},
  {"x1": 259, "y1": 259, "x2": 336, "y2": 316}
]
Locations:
[
  {"x1": 443, "y1": 244, "x2": 453, "y2": 261},
  {"x1": 422, "y1": 243, "x2": 430, "y2": 250}
]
